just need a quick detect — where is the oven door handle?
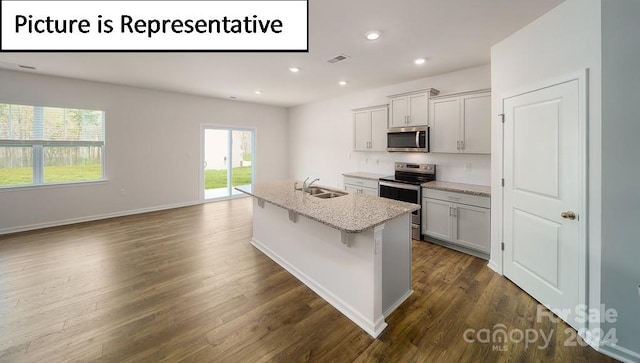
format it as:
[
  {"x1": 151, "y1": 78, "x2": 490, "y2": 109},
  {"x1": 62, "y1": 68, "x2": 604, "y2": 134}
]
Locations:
[{"x1": 379, "y1": 181, "x2": 421, "y2": 191}]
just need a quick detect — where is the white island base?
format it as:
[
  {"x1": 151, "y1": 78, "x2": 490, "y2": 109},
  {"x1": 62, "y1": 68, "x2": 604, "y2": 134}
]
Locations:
[{"x1": 250, "y1": 198, "x2": 413, "y2": 338}]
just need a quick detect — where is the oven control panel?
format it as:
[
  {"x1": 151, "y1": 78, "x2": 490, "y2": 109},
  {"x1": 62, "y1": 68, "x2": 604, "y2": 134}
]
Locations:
[{"x1": 395, "y1": 162, "x2": 435, "y2": 174}]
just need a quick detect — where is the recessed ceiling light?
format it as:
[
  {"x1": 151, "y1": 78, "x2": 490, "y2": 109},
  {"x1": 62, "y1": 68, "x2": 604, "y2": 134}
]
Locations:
[
  {"x1": 230, "y1": 96, "x2": 237, "y2": 99},
  {"x1": 366, "y1": 31, "x2": 381, "y2": 41},
  {"x1": 254, "y1": 90, "x2": 262, "y2": 95},
  {"x1": 338, "y1": 80, "x2": 348, "y2": 86},
  {"x1": 414, "y1": 58, "x2": 427, "y2": 65},
  {"x1": 289, "y1": 67, "x2": 300, "y2": 73}
]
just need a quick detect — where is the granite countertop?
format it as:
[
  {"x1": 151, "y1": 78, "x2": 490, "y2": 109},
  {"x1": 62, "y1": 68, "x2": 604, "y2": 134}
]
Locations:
[
  {"x1": 422, "y1": 181, "x2": 491, "y2": 197},
  {"x1": 236, "y1": 181, "x2": 419, "y2": 233},
  {"x1": 342, "y1": 172, "x2": 389, "y2": 180}
]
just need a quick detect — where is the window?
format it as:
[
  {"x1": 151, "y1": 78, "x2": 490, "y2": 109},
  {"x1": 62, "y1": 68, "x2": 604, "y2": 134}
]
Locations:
[{"x1": 0, "y1": 103, "x2": 105, "y2": 188}]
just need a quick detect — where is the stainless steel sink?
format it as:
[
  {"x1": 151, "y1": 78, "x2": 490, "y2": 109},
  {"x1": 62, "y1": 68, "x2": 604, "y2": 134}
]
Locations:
[
  {"x1": 306, "y1": 186, "x2": 326, "y2": 195},
  {"x1": 312, "y1": 191, "x2": 347, "y2": 199},
  {"x1": 296, "y1": 185, "x2": 347, "y2": 199}
]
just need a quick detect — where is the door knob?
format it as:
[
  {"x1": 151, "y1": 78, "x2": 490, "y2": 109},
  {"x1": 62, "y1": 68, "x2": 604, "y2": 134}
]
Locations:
[{"x1": 561, "y1": 211, "x2": 577, "y2": 220}]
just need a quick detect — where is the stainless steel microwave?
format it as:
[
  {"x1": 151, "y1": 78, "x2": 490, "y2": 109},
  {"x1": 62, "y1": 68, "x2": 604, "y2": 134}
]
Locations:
[{"x1": 387, "y1": 126, "x2": 429, "y2": 152}]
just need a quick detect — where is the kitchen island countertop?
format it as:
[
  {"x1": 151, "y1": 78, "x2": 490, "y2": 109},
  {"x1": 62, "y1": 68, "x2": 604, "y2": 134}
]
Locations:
[{"x1": 236, "y1": 181, "x2": 419, "y2": 233}]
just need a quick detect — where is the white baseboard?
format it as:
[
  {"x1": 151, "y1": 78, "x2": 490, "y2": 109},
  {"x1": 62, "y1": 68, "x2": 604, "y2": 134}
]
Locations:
[
  {"x1": 487, "y1": 260, "x2": 502, "y2": 275},
  {"x1": 598, "y1": 341, "x2": 640, "y2": 363},
  {"x1": 383, "y1": 289, "x2": 413, "y2": 318},
  {"x1": 0, "y1": 200, "x2": 202, "y2": 235},
  {"x1": 251, "y1": 237, "x2": 388, "y2": 338},
  {"x1": 578, "y1": 317, "x2": 640, "y2": 362}
]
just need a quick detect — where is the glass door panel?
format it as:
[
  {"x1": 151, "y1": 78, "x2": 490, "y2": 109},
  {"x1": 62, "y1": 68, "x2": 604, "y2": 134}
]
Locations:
[
  {"x1": 203, "y1": 127, "x2": 254, "y2": 200},
  {"x1": 231, "y1": 130, "x2": 252, "y2": 195},
  {"x1": 204, "y1": 129, "x2": 230, "y2": 199}
]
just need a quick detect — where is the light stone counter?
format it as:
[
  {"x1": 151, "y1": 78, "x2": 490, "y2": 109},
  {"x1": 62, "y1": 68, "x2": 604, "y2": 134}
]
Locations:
[
  {"x1": 342, "y1": 172, "x2": 388, "y2": 181},
  {"x1": 421, "y1": 181, "x2": 491, "y2": 197},
  {"x1": 236, "y1": 181, "x2": 419, "y2": 233}
]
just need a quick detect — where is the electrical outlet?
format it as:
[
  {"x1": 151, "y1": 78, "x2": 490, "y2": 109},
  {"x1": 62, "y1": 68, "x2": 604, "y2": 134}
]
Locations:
[
  {"x1": 120, "y1": 188, "x2": 126, "y2": 197},
  {"x1": 464, "y1": 163, "x2": 472, "y2": 172}
]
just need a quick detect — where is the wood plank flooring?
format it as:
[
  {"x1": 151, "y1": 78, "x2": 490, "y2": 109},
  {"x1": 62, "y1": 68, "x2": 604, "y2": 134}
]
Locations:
[{"x1": 0, "y1": 198, "x2": 616, "y2": 362}]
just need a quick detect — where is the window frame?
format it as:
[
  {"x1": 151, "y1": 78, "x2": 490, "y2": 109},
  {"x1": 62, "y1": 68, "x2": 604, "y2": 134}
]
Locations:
[{"x1": 0, "y1": 104, "x2": 106, "y2": 189}]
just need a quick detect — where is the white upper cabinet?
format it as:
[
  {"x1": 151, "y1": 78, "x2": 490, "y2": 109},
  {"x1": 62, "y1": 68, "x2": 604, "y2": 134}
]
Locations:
[
  {"x1": 430, "y1": 89, "x2": 491, "y2": 154},
  {"x1": 353, "y1": 105, "x2": 388, "y2": 151},
  {"x1": 388, "y1": 89, "x2": 439, "y2": 128}
]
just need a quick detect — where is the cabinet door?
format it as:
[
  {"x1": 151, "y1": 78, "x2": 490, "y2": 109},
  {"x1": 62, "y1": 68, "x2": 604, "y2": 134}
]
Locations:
[
  {"x1": 461, "y1": 92, "x2": 491, "y2": 154},
  {"x1": 353, "y1": 111, "x2": 371, "y2": 151},
  {"x1": 389, "y1": 97, "x2": 408, "y2": 128},
  {"x1": 408, "y1": 93, "x2": 428, "y2": 126},
  {"x1": 345, "y1": 184, "x2": 360, "y2": 194},
  {"x1": 453, "y1": 204, "x2": 490, "y2": 253},
  {"x1": 430, "y1": 97, "x2": 460, "y2": 153},
  {"x1": 370, "y1": 108, "x2": 388, "y2": 151},
  {"x1": 360, "y1": 186, "x2": 379, "y2": 196},
  {"x1": 422, "y1": 198, "x2": 453, "y2": 241}
]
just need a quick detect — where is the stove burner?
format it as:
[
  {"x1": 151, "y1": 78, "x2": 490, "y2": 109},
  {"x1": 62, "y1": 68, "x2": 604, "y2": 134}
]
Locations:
[{"x1": 379, "y1": 163, "x2": 436, "y2": 185}]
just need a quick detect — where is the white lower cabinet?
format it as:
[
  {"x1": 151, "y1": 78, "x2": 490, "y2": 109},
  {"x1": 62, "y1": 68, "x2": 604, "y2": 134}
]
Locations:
[
  {"x1": 422, "y1": 188, "x2": 490, "y2": 255},
  {"x1": 344, "y1": 176, "x2": 379, "y2": 196}
]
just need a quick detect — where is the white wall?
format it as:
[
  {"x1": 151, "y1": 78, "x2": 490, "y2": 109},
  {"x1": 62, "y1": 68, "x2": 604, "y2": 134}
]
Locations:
[
  {"x1": 288, "y1": 64, "x2": 491, "y2": 189},
  {"x1": 491, "y1": 0, "x2": 640, "y2": 360},
  {"x1": 490, "y1": 0, "x2": 602, "y2": 282},
  {"x1": 600, "y1": 0, "x2": 640, "y2": 358},
  {"x1": 0, "y1": 69, "x2": 288, "y2": 234}
]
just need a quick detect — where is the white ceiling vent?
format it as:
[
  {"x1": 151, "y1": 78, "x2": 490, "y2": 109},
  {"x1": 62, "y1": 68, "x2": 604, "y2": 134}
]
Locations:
[{"x1": 327, "y1": 54, "x2": 350, "y2": 64}]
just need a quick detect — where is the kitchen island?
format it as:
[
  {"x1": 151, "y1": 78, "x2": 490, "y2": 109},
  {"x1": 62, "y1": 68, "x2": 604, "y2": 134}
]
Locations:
[{"x1": 235, "y1": 182, "x2": 419, "y2": 337}]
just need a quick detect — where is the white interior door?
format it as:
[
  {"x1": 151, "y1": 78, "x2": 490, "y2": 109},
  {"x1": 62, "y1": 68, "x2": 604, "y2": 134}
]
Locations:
[{"x1": 503, "y1": 78, "x2": 584, "y2": 330}]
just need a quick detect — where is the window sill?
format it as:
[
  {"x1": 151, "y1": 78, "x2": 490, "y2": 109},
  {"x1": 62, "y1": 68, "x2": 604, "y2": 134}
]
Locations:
[{"x1": 0, "y1": 179, "x2": 108, "y2": 192}]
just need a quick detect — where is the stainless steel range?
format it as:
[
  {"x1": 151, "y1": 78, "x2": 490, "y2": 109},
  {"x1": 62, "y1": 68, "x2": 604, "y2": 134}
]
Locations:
[{"x1": 379, "y1": 163, "x2": 436, "y2": 240}]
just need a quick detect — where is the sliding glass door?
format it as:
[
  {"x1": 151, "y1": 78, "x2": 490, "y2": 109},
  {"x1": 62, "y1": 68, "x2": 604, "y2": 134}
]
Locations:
[{"x1": 202, "y1": 127, "x2": 254, "y2": 200}]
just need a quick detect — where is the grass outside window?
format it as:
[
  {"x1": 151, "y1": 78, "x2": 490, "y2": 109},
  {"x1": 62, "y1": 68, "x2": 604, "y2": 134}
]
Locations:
[
  {"x1": 0, "y1": 164, "x2": 102, "y2": 187},
  {"x1": 1, "y1": 165, "x2": 251, "y2": 189},
  {"x1": 205, "y1": 166, "x2": 251, "y2": 189}
]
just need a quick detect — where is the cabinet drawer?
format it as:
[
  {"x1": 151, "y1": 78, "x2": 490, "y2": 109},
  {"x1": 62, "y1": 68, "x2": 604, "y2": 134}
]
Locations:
[
  {"x1": 344, "y1": 176, "x2": 379, "y2": 190},
  {"x1": 423, "y1": 188, "x2": 490, "y2": 208}
]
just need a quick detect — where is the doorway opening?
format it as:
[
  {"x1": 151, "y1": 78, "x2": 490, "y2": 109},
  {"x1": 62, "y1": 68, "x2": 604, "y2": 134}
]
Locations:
[{"x1": 202, "y1": 127, "x2": 254, "y2": 200}]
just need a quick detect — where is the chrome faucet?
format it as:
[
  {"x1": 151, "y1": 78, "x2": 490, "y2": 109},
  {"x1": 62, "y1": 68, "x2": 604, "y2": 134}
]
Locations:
[{"x1": 304, "y1": 177, "x2": 319, "y2": 193}]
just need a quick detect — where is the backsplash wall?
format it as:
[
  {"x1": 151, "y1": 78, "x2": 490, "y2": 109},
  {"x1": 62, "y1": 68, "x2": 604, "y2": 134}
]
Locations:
[
  {"x1": 352, "y1": 151, "x2": 490, "y2": 185},
  {"x1": 288, "y1": 64, "x2": 491, "y2": 189}
]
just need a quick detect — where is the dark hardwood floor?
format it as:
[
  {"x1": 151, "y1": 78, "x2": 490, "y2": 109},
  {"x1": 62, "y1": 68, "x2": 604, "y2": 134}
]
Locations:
[{"x1": 0, "y1": 198, "x2": 615, "y2": 362}]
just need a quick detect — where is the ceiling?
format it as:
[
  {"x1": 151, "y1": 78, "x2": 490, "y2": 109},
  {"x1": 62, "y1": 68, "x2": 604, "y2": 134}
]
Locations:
[{"x1": 0, "y1": 0, "x2": 564, "y2": 108}]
